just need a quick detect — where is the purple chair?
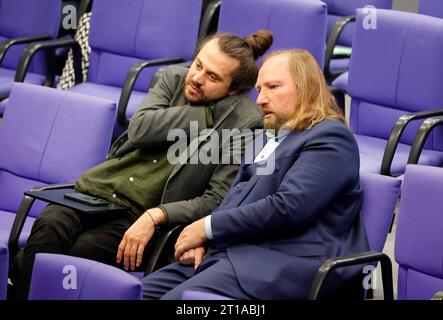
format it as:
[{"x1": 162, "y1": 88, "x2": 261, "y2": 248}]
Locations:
[
  {"x1": 22, "y1": 171, "x2": 401, "y2": 300},
  {"x1": 216, "y1": 0, "x2": 327, "y2": 101},
  {"x1": 0, "y1": 82, "x2": 116, "y2": 299},
  {"x1": 307, "y1": 172, "x2": 400, "y2": 299},
  {"x1": 219, "y1": 0, "x2": 326, "y2": 69},
  {"x1": 331, "y1": 71, "x2": 349, "y2": 93},
  {"x1": 0, "y1": 0, "x2": 62, "y2": 115},
  {"x1": 419, "y1": 0, "x2": 443, "y2": 19},
  {"x1": 346, "y1": 9, "x2": 443, "y2": 176},
  {"x1": 395, "y1": 165, "x2": 443, "y2": 300},
  {"x1": 333, "y1": 0, "x2": 443, "y2": 94},
  {"x1": 28, "y1": 253, "x2": 142, "y2": 300},
  {"x1": 16, "y1": 0, "x2": 202, "y2": 135},
  {"x1": 182, "y1": 172, "x2": 401, "y2": 300},
  {"x1": 323, "y1": 0, "x2": 392, "y2": 82}
]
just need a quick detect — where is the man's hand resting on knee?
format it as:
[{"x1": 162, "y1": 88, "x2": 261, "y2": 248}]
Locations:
[
  {"x1": 116, "y1": 207, "x2": 165, "y2": 271},
  {"x1": 177, "y1": 246, "x2": 206, "y2": 269}
]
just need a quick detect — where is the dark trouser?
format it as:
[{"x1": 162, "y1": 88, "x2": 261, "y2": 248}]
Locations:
[
  {"x1": 10, "y1": 204, "x2": 139, "y2": 300},
  {"x1": 142, "y1": 250, "x2": 253, "y2": 300}
]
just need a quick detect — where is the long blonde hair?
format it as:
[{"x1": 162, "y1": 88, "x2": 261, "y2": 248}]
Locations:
[{"x1": 264, "y1": 49, "x2": 346, "y2": 131}]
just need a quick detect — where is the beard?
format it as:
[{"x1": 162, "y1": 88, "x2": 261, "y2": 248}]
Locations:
[
  {"x1": 263, "y1": 111, "x2": 291, "y2": 130},
  {"x1": 184, "y1": 80, "x2": 211, "y2": 104}
]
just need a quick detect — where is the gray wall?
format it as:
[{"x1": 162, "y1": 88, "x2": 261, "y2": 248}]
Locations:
[{"x1": 392, "y1": 0, "x2": 419, "y2": 12}]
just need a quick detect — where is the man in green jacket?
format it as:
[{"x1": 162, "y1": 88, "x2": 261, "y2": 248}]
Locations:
[{"x1": 11, "y1": 30, "x2": 273, "y2": 299}]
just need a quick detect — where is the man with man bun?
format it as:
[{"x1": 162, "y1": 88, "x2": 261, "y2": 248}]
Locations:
[{"x1": 11, "y1": 30, "x2": 274, "y2": 299}]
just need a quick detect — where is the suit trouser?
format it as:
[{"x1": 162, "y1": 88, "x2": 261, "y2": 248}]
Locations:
[
  {"x1": 10, "y1": 204, "x2": 138, "y2": 300},
  {"x1": 141, "y1": 250, "x2": 253, "y2": 300}
]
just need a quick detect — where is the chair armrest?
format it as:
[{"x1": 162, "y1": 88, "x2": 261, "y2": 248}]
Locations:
[
  {"x1": 324, "y1": 16, "x2": 356, "y2": 81},
  {"x1": 308, "y1": 251, "x2": 394, "y2": 300},
  {"x1": 0, "y1": 35, "x2": 52, "y2": 66},
  {"x1": 28, "y1": 183, "x2": 75, "y2": 192},
  {"x1": 198, "y1": 0, "x2": 222, "y2": 41},
  {"x1": 144, "y1": 224, "x2": 184, "y2": 275},
  {"x1": 380, "y1": 108, "x2": 443, "y2": 176},
  {"x1": 15, "y1": 38, "x2": 82, "y2": 84},
  {"x1": 407, "y1": 115, "x2": 443, "y2": 165},
  {"x1": 7, "y1": 183, "x2": 75, "y2": 261},
  {"x1": 116, "y1": 57, "x2": 185, "y2": 128},
  {"x1": 431, "y1": 291, "x2": 443, "y2": 300}
]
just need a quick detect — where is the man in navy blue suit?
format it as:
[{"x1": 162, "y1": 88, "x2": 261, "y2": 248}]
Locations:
[{"x1": 141, "y1": 49, "x2": 369, "y2": 300}]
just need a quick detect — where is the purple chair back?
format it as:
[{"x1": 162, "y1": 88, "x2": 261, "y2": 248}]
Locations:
[
  {"x1": 87, "y1": 0, "x2": 202, "y2": 93},
  {"x1": 360, "y1": 172, "x2": 400, "y2": 252},
  {"x1": 419, "y1": 0, "x2": 443, "y2": 19},
  {"x1": 395, "y1": 165, "x2": 443, "y2": 300},
  {"x1": 323, "y1": 0, "x2": 392, "y2": 47},
  {"x1": 348, "y1": 9, "x2": 443, "y2": 151},
  {"x1": 218, "y1": 0, "x2": 327, "y2": 70},
  {"x1": 29, "y1": 253, "x2": 142, "y2": 300},
  {"x1": 0, "y1": 0, "x2": 61, "y2": 75},
  {"x1": 0, "y1": 83, "x2": 116, "y2": 218}
]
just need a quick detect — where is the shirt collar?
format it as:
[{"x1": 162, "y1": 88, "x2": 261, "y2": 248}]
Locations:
[{"x1": 265, "y1": 128, "x2": 290, "y2": 140}]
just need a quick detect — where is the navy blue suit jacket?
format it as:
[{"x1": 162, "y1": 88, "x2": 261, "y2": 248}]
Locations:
[{"x1": 208, "y1": 119, "x2": 369, "y2": 299}]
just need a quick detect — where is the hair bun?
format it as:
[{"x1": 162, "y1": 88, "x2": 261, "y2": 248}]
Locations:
[{"x1": 244, "y1": 30, "x2": 273, "y2": 59}]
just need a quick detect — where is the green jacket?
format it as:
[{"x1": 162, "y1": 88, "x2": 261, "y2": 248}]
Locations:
[{"x1": 107, "y1": 66, "x2": 263, "y2": 225}]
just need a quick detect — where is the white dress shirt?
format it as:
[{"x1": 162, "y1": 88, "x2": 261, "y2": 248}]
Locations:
[{"x1": 205, "y1": 129, "x2": 289, "y2": 240}]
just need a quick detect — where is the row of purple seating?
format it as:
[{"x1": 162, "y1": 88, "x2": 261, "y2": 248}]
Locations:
[
  {"x1": 21, "y1": 164, "x2": 443, "y2": 300},
  {"x1": 0, "y1": 0, "x2": 443, "y2": 300}
]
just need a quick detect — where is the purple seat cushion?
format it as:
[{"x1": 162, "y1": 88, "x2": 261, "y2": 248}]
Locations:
[
  {"x1": 29, "y1": 253, "x2": 142, "y2": 300},
  {"x1": 0, "y1": 84, "x2": 116, "y2": 217},
  {"x1": 355, "y1": 135, "x2": 443, "y2": 174},
  {"x1": 329, "y1": 58, "x2": 350, "y2": 73},
  {"x1": 332, "y1": 71, "x2": 348, "y2": 92},
  {"x1": 395, "y1": 165, "x2": 443, "y2": 299},
  {"x1": 397, "y1": 266, "x2": 443, "y2": 300}
]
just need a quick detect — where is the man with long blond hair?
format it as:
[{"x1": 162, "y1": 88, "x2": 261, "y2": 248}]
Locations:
[{"x1": 141, "y1": 49, "x2": 369, "y2": 300}]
